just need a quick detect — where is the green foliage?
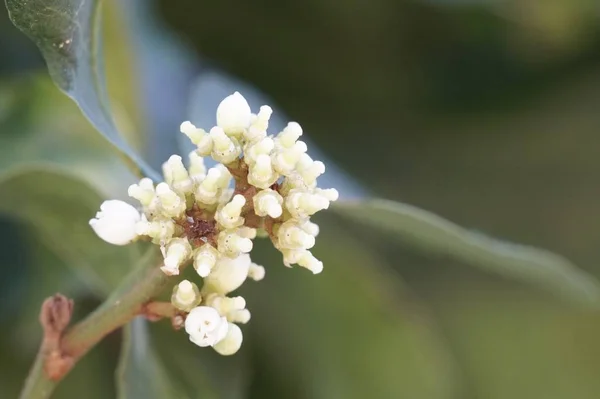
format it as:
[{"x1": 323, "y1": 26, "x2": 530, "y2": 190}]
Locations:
[
  {"x1": 5, "y1": 0, "x2": 160, "y2": 181},
  {"x1": 0, "y1": 167, "x2": 149, "y2": 293},
  {"x1": 333, "y1": 199, "x2": 600, "y2": 307},
  {"x1": 116, "y1": 319, "x2": 185, "y2": 399}
]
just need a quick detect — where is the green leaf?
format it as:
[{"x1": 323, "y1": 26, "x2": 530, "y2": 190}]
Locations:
[
  {"x1": 0, "y1": 165, "x2": 152, "y2": 293},
  {"x1": 5, "y1": 0, "x2": 160, "y2": 181},
  {"x1": 333, "y1": 199, "x2": 600, "y2": 307},
  {"x1": 422, "y1": 279, "x2": 600, "y2": 399},
  {"x1": 116, "y1": 319, "x2": 186, "y2": 399},
  {"x1": 244, "y1": 221, "x2": 459, "y2": 399}
]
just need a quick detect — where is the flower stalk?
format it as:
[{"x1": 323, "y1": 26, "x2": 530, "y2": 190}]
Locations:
[{"x1": 19, "y1": 248, "x2": 173, "y2": 399}]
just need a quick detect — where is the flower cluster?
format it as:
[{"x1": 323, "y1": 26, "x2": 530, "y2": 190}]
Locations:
[{"x1": 89, "y1": 92, "x2": 338, "y2": 355}]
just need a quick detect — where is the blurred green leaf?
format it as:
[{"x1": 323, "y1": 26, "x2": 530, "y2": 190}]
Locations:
[
  {"x1": 244, "y1": 221, "x2": 460, "y2": 399},
  {"x1": 333, "y1": 199, "x2": 600, "y2": 307},
  {"x1": 5, "y1": 0, "x2": 160, "y2": 180},
  {"x1": 116, "y1": 319, "x2": 186, "y2": 399},
  {"x1": 422, "y1": 278, "x2": 600, "y2": 399},
  {"x1": 0, "y1": 166, "x2": 152, "y2": 293}
]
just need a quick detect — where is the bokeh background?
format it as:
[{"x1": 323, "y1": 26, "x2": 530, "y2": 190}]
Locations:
[{"x1": 2, "y1": 0, "x2": 600, "y2": 398}]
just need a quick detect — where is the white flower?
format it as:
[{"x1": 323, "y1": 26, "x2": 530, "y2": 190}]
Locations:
[
  {"x1": 216, "y1": 92, "x2": 252, "y2": 136},
  {"x1": 89, "y1": 200, "x2": 141, "y2": 245},
  {"x1": 185, "y1": 306, "x2": 229, "y2": 347},
  {"x1": 213, "y1": 323, "x2": 243, "y2": 356},
  {"x1": 203, "y1": 254, "x2": 251, "y2": 294},
  {"x1": 217, "y1": 230, "x2": 253, "y2": 257}
]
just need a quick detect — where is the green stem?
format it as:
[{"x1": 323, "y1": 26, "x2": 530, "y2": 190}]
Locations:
[{"x1": 19, "y1": 248, "x2": 171, "y2": 399}]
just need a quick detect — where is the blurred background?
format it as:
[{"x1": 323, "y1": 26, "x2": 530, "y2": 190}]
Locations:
[{"x1": 2, "y1": 0, "x2": 600, "y2": 398}]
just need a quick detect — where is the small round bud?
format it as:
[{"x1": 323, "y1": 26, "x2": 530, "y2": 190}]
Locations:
[
  {"x1": 248, "y1": 263, "x2": 266, "y2": 281},
  {"x1": 203, "y1": 254, "x2": 251, "y2": 294},
  {"x1": 213, "y1": 323, "x2": 243, "y2": 356}
]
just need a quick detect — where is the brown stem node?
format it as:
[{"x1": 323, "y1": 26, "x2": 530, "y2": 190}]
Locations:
[{"x1": 39, "y1": 294, "x2": 75, "y2": 381}]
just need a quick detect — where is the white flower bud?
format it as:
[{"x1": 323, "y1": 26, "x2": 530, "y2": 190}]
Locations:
[
  {"x1": 204, "y1": 293, "x2": 247, "y2": 317},
  {"x1": 282, "y1": 249, "x2": 322, "y2": 273},
  {"x1": 314, "y1": 188, "x2": 339, "y2": 202},
  {"x1": 188, "y1": 151, "x2": 207, "y2": 182},
  {"x1": 216, "y1": 92, "x2": 252, "y2": 137},
  {"x1": 204, "y1": 294, "x2": 250, "y2": 327},
  {"x1": 135, "y1": 217, "x2": 175, "y2": 243},
  {"x1": 229, "y1": 309, "x2": 251, "y2": 324},
  {"x1": 276, "y1": 122, "x2": 303, "y2": 148},
  {"x1": 210, "y1": 127, "x2": 242, "y2": 164},
  {"x1": 196, "y1": 167, "x2": 224, "y2": 205},
  {"x1": 297, "y1": 251, "x2": 324, "y2": 274},
  {"x1": 248, "y1": 154, "x2": 277, "y2": 189},
  {"x1": 272, "y1": 141, "x2": 307, "y2": 176},
  {"x1": 213, "y1": 322, "x2": 243, "y2": 356},
  {"x1": 244, "y1": 137, "x2": 274, "y2": 165},
  {"x1": 160, "y1": 238, "x2": 192, "y2": 276},
  {"x1": 180, "y1": 122, "x2": 213, "y2": 156},
  {"x1": 180, "y1": 121, "x2": 205, "y2": 144},
  {"x1": 217, "y1": 231, "x2": 253, "y2": 258},
  {"x1": 156, "y1": 182, "x2": 186, "y2": 218},
  {"x1": 163, "y1": 155, "x2": 193, "y2": 195},
  {"x1": 171, "y1": 280, "x2": 201, "y2": 312},
  {"x1": 299, "y1": 160, "x2": 325, "y2": 186},
  {"x1": 89, "y1": 200, "x2": 141, "y2": 245},
  {"x1": 248, "y1": 263, "x2": 266, "y2": 281},
  {"x1": 253, "y1": 189, "x2": 283, "y2": 218},
  {"x1": 193, "y1": 244, "x2": 219, "y2": 277},
  {"x1": 285, "y1": 190, "x2": 329, "y2": 219},
  {"x1": 277, "y1": 221, "x2": 316, "y2": 250},
  {"x1": 185, "y1": 306, "x2": 229, "y2": 347},
  {"x1": 300, "y1": 220, "x2": 320, "y2": 237},
  {"x1": 128, "y1": 178, "x2": 155, "y2": 208},
  {"x1": 245, "y1": 105, "x2": 272, "y2": 142},
  {"x1": 215, "y1": 164, "x2": 233, "y2": 189},
  {"x1": 237, "y1": 226, "x2": 257, "y2": 239},
  {"x1": 215, "y1": 194, "x2": 246, "y2": 229},
  {"x1": 203, "y1": 253, "x2": 251, "y2": 294}
]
